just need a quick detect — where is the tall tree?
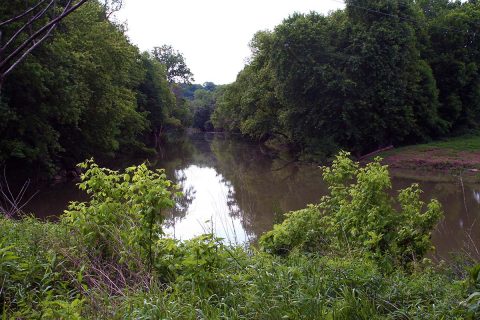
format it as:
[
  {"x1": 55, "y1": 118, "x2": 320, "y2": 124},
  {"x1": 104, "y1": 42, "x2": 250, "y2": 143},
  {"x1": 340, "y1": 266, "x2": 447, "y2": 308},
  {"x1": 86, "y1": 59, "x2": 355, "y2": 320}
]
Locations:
[
  {"x1": 342, "y1": 0, "x2": 445, "y2": 151},
  {"x1": 137, "y1": 53, "x2": 178, "y2": 148},
  {"x1": 0, "y1": 1, "x2": 147, "y2": 174},
  {"x1": 152, "y1": 45, "x2": 194, "y2": 84},
  {"x1": 425, "y1": 1, "x2": 480, "y2": 132}
]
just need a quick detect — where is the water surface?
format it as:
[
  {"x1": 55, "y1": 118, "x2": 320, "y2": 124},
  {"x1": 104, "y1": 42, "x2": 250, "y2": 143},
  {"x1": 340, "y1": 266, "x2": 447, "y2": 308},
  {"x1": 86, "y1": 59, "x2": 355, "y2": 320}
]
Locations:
[{"x1": 26, "y1": 133, "x2": 480, "y2": 259}]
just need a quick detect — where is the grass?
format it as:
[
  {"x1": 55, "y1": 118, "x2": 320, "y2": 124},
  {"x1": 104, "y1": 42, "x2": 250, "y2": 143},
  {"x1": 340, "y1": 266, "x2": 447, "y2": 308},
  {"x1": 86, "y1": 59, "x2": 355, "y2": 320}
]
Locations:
[
  {"x1": 367, "y1": 134, "x2": 480, "y2": 172},
  {"x1": 382, "y1": 134, "x2": 480, "y2": 156},
  {"x1": 420, "y1": 134, "x2": 480, "y2": 152},
  {"x1": 88, "y1": 251, "x2": 468, "y2": 319},
  {"x1": 0, "y1": 216, "x2": 472, "y2": 319}
]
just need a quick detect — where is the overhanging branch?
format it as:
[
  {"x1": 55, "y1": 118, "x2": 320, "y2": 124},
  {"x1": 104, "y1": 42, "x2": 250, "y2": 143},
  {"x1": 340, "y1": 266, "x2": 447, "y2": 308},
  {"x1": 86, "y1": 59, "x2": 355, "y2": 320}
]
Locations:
[{"x1": 0, "y1": 0, "x2": 89, "y2": 83}]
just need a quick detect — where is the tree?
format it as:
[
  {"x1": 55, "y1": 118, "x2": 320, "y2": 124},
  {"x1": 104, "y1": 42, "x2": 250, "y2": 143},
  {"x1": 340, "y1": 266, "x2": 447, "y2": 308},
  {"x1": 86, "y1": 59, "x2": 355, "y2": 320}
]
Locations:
[
  {"x1": 0, "y1": 0, "x2": 90, "y2": 86},
  {"x1": 102, "y1": 0, "x2": 123, "y2": 19},
  {"x1": 0, "y1": 0, "x2": 125, "y2": 87},
  {"x1": 213, "y1": 31, "x2": 283, "y2": 141},
  {"x1": 191, "y1": 89, "x2": 215, "y2": 131},
  {"x1": 152, "y1": 45, "x2": 194, "y2": 84},
  {"x1": 342, "y1": 0, "x2": 445, "y2": 151},
  {"x1": 216, "y1": 1, "x2": 455, "y2": 158},
  {"x1": 137, "y1": 52, "x2": 178, "y2": 148},
  {"x1": 0, "y1": 1, "x2": 147, "y2": 174},
  {"x1": 425, "y1": 1, "x2": 480, "y2": 132}
]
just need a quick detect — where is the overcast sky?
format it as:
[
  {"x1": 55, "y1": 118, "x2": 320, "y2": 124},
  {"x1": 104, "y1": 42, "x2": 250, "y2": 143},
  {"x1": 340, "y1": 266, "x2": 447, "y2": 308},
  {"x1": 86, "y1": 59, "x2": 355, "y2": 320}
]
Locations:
[{"x1": 117, "y1": 0, "x2": 344, "y2": 85}]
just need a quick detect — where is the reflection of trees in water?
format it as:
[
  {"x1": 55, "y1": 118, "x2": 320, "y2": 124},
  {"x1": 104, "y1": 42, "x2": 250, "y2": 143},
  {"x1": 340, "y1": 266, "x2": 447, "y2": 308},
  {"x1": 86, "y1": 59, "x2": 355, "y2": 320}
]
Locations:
[
  {"x1": 163, "y1": 169, "x2": 196, "y2": 228},
  {"x1": 392, "y1": 173, "x2": 480, "y2": 259},
  {"x1": 208, "y1": 136, "x2": 327, "y2": 241},
  {"x1": 473, "y1": 190, "x2": 480, "y2": 204},
  {"x1": 148, "y1": 133, "x2": 480, "y2": 257},
  {"x1": 225, "y1": 180, "x2": 242, "y2": 218}
]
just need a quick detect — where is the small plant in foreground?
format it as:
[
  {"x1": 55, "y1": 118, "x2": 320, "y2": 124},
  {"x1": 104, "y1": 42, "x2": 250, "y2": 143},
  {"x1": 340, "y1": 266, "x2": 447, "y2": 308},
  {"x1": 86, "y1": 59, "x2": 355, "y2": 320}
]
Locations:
[
  {"x1": 62, "y1": 159, "x2": 179, "y2": 270},
  {"x1": 462, "y1": 263, "x2": 480, "y2": 319}
]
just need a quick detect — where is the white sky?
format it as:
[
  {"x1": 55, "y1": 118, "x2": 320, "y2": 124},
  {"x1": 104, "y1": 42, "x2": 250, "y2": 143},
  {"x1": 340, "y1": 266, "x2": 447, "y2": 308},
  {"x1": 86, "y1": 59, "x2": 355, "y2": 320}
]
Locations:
[{"x1": 117, "y1": 0, "x2": 344, "y2": 85}]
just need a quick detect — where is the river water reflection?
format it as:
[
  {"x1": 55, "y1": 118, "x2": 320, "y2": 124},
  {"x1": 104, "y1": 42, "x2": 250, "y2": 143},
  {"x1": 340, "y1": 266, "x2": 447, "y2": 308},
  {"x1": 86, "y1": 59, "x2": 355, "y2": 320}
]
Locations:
[{"x1": 27, "y1": 133, "x2": 480, "y2": 259}]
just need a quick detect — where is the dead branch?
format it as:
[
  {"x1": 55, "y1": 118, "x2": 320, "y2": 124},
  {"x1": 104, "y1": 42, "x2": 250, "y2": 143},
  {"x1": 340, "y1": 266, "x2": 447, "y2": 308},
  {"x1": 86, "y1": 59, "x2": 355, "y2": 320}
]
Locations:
[
  {"x1": 0, "y1": 0, "x2": 48, "y2": 27},
  {"x1": 358, "y1": 145, "x2": 394, "y2": 160},
  {"x1": 1, "y1": 0, "x2": 56, "y2": 53},
  {"x1": 0, "y1": 0, "x2": 89, "y2": 83},
  {"x1": 0, "y1": 167, "x2": 38, "y2": 218}
]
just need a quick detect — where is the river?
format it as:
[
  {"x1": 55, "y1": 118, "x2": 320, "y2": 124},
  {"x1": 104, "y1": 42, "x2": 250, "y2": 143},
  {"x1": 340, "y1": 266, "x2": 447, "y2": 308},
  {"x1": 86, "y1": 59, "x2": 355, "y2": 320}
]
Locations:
[{"x1": 25, "y1": 133, "x2": 480, "y2": 260}]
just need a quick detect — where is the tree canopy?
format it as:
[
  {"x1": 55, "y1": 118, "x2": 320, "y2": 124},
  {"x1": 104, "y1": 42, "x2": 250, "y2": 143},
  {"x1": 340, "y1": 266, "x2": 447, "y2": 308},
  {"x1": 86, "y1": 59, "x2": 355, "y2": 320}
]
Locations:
[
  {"x1": 213, "y1": 0, "x2": 480, "y2": 159},
  {"x1": 152, "y1": 45, "x2": 195, "y2": 85},
  {"x1": 0, "y1": 0, "x2": 194, "y2": 176}
]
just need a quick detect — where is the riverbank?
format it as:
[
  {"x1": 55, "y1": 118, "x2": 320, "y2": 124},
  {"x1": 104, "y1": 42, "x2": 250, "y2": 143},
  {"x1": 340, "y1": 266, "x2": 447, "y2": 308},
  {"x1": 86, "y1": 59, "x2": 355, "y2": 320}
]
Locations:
[
  {"x1": 364, "y1": 134, "x2": 480, "y2": 172},
  {"x1": 1, "y1": 155, "x2": 478, "y2": 318}
]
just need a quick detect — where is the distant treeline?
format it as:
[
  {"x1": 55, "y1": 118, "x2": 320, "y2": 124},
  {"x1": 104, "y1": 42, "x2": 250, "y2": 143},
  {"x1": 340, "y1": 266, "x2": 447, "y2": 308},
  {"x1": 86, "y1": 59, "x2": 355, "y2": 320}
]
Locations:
[
  {"x1": 212, "y1": 0, "x2": 480, "y2": 159},
  {"x1": 0, "y1": 1, "x2": 193, "y2": 176}
]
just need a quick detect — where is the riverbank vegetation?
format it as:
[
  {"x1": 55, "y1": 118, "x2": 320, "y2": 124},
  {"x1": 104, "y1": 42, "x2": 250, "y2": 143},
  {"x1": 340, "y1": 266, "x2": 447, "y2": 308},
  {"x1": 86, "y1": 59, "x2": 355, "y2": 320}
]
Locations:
[
  {"x1": 212, "y1": 0, "x2": 480, "y2": 161},
  {"x1": 370, "y1": 133, "x2": 480, "y2": 171},
  {"x1": 2, "y1": 0, "x2": 480, "y2": 177},
  {"x1": 1, "y1": 154, "x2": 479, "y2": 319},
  {"x1": 1, "y1": 1, "x2": 480, "y2": 318},
  {"x1": 0, "y1": 1, "x2": 195, "y2": 177}
]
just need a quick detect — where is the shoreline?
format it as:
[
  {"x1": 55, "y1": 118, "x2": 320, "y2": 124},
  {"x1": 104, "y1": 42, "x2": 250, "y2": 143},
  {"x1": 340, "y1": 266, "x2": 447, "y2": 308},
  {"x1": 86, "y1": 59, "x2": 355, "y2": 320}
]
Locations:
[{"x1": 361, "y1": 135, "x2": 480, "y2": 175}]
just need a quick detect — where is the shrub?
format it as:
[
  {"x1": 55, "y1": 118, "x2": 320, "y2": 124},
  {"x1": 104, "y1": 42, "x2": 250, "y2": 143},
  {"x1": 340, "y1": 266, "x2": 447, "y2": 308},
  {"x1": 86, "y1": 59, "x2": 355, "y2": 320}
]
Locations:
[
  {"x1": 260, "y1": 152, "x2": 443, "y2": 268},
  {"x1": 0, "y1": 217, "x2": 83, "y2": 318},
  {"x1": 61, "y1": 159, "x2": 179, "y2": 270}
]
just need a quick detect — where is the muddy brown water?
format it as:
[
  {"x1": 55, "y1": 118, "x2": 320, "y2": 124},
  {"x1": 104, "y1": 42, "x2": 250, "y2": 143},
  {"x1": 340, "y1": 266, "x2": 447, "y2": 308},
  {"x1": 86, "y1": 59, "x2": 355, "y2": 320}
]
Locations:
[{"x1": 24, "y1": 133, "x2": 480, "y2": 260}]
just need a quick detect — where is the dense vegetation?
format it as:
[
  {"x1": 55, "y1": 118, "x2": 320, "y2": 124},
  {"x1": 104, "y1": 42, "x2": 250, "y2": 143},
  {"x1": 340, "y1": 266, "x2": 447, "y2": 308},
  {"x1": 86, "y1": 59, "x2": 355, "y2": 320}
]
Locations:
[
  {"x1": 0, "y1": 1, "x2": 192, "y2": 176},
  {"x1": 3, "y1": 0, "x2": 479, "y2": 175},
  {"x1": 212, "y1": 0, "x2": 480, "y2": 159},
  {"x1": 2, "y1": 0, "x2": 480, "y2": 318},
  {"x1": 183, "y1": 83, "x2": 226, "y2": 131},
  {"x1": 1, "y1": 155, "x2": 479, "y2": 319}
]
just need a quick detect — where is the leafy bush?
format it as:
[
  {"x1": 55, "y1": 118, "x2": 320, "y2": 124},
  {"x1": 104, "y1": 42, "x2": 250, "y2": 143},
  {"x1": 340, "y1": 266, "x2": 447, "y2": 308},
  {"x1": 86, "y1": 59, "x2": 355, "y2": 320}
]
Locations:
[
  {"x1": 154, "y1": 234, "x2": 241, "y2": 288},
  {"x1": 0, "y1": 217, "x2": 83, "y2": 319},
  {"x1": 258, "y1": 205, "x2": 328, "y2": 254},
  {"x1": 62, "y1": 159, "x2": 178, "y2": 270},
  {"x1": 260, "y1": 152, "x2": 443, "y2": 268}
]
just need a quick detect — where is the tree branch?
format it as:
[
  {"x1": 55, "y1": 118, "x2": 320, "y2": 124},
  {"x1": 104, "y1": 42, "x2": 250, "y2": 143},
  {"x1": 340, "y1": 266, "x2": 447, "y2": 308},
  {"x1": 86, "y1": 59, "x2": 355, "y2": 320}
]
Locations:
[
  {"x1": 1, "y1": 0, "x2": 55, "y2": 53},
  {"x1": 0, "y1": 0, "x2": 48, "y2": 28},
  {"x1": 0, "y1": 0, "x2": 88, "y2": 81}
]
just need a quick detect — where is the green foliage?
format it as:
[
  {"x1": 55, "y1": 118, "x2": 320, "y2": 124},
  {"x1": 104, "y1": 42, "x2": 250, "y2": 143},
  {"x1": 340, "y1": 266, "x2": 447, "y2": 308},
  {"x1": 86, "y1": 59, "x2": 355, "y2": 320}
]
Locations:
[
  {"x1": 212, "y1": 31, "x2": 282, "y2": 142},
  {"x1": 214, "y1": 0, "x2": 479, "y2": 158},
  {"x1": 152, "y1": 45, "x2": 194, "y2": 84},
  {"x1": 259, "y1": 205, "x2": 327, "y2": 254},
  {"x1": 260, "y1": 152, "x2": 443, "y2": 268},
  {"x1": 0, "y1": 1, "x2": 147, "y2": 172},
  {"x1": 137, "y1": 53, "x2": 181, "y2": 134},
  {"x1": 0, "y1": 214, "x2": 468, "y2": 319},
  {"x1": 426, "y1": 1, "x2": 480, "y2": 132},
  {"x1": 0, "y1": 1, "x2": 193, "y2": 175},
  {"x1": 0, "y1": 157, "x2": 471, "y2": 319},
  {"x1": 190, "y1": 86, "x2": 226, "y2": 131},
  {"x1": 114, "y1": 253, "x2": 465, "y2": 320},
  {"x1": 0, "y1": 217, "x2": 83, "y2": 318},
  {"x1": 154, "y1": 234, "x2": 242, "y2": 292},
  {"x1": 462, "y1": 264, "x2": 480, "y2": 318},
  {"x1": 62, "y1": 159, "x2": 178, "y2": 269}
]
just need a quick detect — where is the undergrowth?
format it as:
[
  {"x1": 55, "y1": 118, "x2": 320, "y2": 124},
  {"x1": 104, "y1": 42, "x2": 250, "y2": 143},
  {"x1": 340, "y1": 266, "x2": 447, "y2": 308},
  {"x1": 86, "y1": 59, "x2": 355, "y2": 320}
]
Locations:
[{"x1": 0, "y1": 154, "x2": 477, "y2": 319}]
